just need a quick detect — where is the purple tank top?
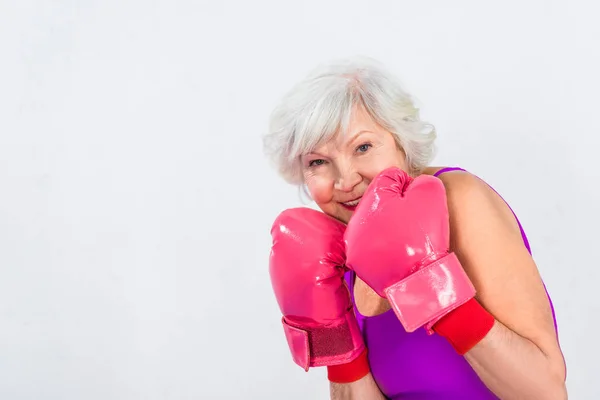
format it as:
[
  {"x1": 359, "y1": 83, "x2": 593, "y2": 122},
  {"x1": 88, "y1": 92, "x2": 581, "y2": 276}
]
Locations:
[{"x1": 344, "y1": 167, "x2": 559, "y2": 399}]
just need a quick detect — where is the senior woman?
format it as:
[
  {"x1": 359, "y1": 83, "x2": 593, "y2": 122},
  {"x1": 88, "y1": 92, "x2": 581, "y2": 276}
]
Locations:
[{"x1": 263, "y1": 57, "x2": 567, "y2": 399}]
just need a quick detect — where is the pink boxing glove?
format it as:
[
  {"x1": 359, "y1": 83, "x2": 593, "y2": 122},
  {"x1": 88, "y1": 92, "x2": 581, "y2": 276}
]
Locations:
[
  {"x1": 269, "y1": 207, "x2": 369, "y2": 383},
  {"x1": 345, "y1": 167, "x2": 495, "y2": 355}
]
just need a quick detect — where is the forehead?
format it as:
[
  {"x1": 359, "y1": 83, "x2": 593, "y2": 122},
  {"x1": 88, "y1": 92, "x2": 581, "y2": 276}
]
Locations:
[
  {"x1": 298, "y1": 105, "x2": 384, "y2": 157},
  {"x1": 311, "y1": 129, "x2": 386, "y2": 155},
  {"x1": 348, "y1": 105, "x2": 378, "y2": 128},
  {"x1": 335, "y1": 107, "x2": 384, "y2": 144}
]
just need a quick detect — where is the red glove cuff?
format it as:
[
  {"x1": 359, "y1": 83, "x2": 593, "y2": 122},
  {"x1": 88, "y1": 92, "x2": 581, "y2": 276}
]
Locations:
[
  {"x1": 432, "y1": 298, "x2": 495, "y2": 355},
  {"x1": 327, "y1": 348, "x2": 370, "y2": 383}
]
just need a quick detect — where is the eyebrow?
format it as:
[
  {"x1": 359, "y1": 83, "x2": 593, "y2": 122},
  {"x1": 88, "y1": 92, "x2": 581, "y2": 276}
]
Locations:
[
  {"x1": 303, "y1": 130, "x2": 373, "y2": 158},
  {"x1": 346, "y1": 130, "x2": 373, "y2": 144},
  {"x1": 302, "y1": 150, "x2": 325, "y2": 158}
]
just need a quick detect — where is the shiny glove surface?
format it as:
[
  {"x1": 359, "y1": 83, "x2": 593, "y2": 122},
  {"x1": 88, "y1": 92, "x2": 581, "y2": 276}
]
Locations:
[
  {"x1": 269, "y1": 207, "x2": 365, "y2": 370},
  {"x1": 344, "y1": 167, "x2": 476, "y2": 333}
]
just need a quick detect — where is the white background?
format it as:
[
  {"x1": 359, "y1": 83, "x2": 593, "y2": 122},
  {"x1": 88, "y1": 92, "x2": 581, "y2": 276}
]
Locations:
[{"x1": 1, "y1": 1, "x2": 598, "y2": 399}]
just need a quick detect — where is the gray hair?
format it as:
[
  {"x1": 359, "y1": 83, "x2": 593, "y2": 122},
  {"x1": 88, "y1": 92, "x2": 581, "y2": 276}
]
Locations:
[{"x1": 263, "y1": 56, "x2": 437, "y2": 185}]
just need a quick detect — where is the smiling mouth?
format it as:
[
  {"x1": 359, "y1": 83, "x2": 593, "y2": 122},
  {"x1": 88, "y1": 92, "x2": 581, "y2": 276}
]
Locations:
[{"x1": 341, "y1": 197, "x2": 362, "y2": 210}]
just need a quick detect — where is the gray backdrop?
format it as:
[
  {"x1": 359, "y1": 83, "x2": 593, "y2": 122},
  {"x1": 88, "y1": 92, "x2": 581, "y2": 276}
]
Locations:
[{"x1": 1, "y1": 0, "x2": 597, "y2": 398}]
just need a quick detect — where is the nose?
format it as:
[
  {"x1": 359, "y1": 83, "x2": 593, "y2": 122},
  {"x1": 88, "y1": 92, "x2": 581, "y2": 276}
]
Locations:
[{"x1": 334, "y1": 167, "x2": 362, "y2": 192}]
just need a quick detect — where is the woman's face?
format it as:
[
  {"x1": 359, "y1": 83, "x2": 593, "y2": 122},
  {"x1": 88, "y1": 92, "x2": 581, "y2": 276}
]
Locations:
[{"x1": 301, "y1": 106, "x2": 408, "y2": 224}]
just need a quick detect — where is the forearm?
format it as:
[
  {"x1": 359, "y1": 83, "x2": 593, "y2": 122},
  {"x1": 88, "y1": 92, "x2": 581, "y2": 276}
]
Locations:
[
  {"x1": 465, "y1": 320, "x2": 567, "y2": 400},
  {"x1": 330, "y1": 373, "x2": 386, "y2": 400}
]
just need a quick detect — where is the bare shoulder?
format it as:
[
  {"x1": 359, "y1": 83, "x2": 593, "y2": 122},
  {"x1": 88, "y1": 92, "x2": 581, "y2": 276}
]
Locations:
[
  {"x1": 430, "y1": 169, "x2": 561, "y2": 355},
  {"x1": 425, "y1": 167, "x2": 523, "y2": 243},
  {"x1": 355, "y1": 167, "x2": 522, "y2": 318},
  {"x1": 430, "y1": 167, "x2": 566, "y2": 381}
]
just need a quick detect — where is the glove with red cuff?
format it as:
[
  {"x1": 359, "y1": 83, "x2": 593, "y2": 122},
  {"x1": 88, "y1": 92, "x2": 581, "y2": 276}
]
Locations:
[
  {"x1": 269, "y1": 207, "x2": 370, "y2": 382},
  {"x1": 344, "y1": 167, "x2": 495, "y2": 355}
]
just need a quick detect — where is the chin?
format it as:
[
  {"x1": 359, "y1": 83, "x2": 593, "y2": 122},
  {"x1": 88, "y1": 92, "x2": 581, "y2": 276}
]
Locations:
[
  {"x1": 335, "y1": 209, "x2": 354, "y2": 225},
  {"x1": 319, "y1": 205, "x2": 354, "y2": 224}
]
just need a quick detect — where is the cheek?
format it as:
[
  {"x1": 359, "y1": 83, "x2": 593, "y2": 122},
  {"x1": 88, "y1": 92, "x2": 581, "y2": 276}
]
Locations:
[
  {"x1": 305, "y1": 175, "x2": 334, "y2": 204},
  {"x1": 360, "y1": 147, "x2": 407, "y2": 179}
]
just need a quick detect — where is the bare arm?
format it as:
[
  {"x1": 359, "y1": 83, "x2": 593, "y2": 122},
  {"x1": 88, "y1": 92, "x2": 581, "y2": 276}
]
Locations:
[
  {"x1": 465, "y1": 321, "x2": 566, "y2": 399},
  {"x1": 442, "y1": 172, "x2": 567, "y2": 399},
  {"x1": 330, "y1": 373, "x2": 387, "y2": 400}
]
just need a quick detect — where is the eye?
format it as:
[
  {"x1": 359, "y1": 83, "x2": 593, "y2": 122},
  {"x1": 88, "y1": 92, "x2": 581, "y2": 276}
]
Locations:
[
  {"x1": 356, "y1": 143, "x2": 372, "y2": 153},
  {"x1": 308, "y1": 159, "x2": 326, "y2": 167}
]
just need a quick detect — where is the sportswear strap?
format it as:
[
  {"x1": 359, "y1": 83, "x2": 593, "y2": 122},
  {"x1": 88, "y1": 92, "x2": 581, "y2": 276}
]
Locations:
[{"x1": 433, "y1": 167, "x2": 466, "y2": 177}]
